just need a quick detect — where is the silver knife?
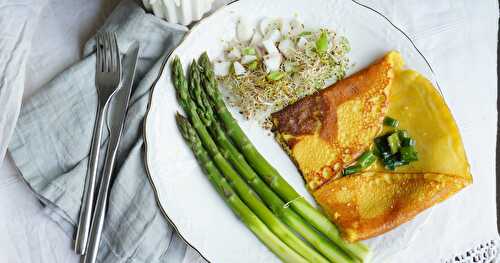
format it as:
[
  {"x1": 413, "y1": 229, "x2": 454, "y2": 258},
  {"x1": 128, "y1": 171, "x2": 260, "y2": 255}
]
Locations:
[{"x1": 82, "y1": 42, "x2": 140, "y2": 263}]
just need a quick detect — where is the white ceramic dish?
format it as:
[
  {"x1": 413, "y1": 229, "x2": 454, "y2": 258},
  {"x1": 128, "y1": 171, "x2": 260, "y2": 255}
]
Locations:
[
  {"x1": 144, "y1": 0, "x2": 439, "y2": 262},
  {"x1": 143, "y1": 0, "x2": 214, "y2": 25}
]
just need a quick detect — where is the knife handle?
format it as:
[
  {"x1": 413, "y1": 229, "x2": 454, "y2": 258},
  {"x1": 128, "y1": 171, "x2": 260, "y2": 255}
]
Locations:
[
  {"x1": 82, "y1": 132, "x2": 119, "y2": 263},
  {"x1": 74, "y1": 103, "x2": 107, "y2": 255}
]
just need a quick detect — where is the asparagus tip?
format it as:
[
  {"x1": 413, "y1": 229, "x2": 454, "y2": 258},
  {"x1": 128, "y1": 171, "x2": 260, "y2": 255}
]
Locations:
[
  {"x1": 175, "y1": 113, "x2": 190, "y2": 139},
  {"x1": 171, "y1": 57, "x2": 183, "y2": 79}
]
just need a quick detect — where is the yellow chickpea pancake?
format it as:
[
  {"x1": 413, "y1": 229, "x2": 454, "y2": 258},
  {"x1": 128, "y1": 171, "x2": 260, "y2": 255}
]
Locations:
[{"x1": 271, "y1": 51, "x2": 472, "y2": 242}]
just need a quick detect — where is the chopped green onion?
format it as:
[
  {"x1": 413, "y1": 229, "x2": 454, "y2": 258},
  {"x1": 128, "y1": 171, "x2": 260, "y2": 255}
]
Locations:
[
  {"x1": 373, "y1": 127, "x2": 418, "y2": 171},
  {"x1": 342, "y1": 151, "x2": 376, "y2": 177},
  {"x1": 343, "y1": 165, "x2": 362, "y2": 176},
  {"x1": 374, "y1": 135, "x2": 391, "y2": 158},
  {"x1": 398, "y1": 130, "x2": 410, "y2": 140},
  {"x1": 401, "y1": 138, "x2": 416, "y2": 147},
  {"x1": 247, "y1": 61, "x2": 258, "y2": 70},
  {"x1": 266, "y1": 71, "x2": 286, "y2": 81},
  {"x1": 242, "y1": 47, "x2": 257, "y2": 56},
  {"x1": 229, "y1": 63, "x2": 235, "y2": 75},
  {"x1": 315, "y1": 31, "x2": 329, "y2": 55},
  {"x1": 357, "y1": 151, "x2": 376, "y2": 168},
  {"x1": 383, "y1": 155, "x2": 407, "y2": 170},
  {"x1": 400, "y1": 146, "x2": 419, "y2": 162},
  {"x1": 298, "y1": 31, "x2": 313, "y2": 37},
  {"x1": 387, "y1": 132, "x2": 401, "y2": 154},
  {"x1": 383, "y1": 116, "x2": 399, "y2": 128},
  {"x1": 398, "y1": 130, "x2": 415, "y2": 147},
  {"x1": 372, "y1": 145, "x2": 381, "y2": 158}
]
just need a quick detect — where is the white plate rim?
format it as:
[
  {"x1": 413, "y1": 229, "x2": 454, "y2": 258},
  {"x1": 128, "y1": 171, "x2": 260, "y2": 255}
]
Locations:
[{"x1": 141, "y1": 0, "x2": 443, "y2": 261}]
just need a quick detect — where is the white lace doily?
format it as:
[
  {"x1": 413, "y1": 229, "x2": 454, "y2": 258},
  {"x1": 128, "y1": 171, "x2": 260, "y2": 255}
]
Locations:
[{"x1": 443, "y1": 240, "x2": 498, "y2": 263}]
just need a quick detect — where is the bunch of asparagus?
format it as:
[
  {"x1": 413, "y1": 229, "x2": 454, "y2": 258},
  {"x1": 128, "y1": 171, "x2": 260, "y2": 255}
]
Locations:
[{"x1": 172, "y1": 53, "x2": 371, "y2": 263}]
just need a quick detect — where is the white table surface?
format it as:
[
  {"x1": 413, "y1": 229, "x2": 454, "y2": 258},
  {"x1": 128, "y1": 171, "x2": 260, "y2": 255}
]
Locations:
[{"x1": 0, "y1": 0, "x2": 497, "y2": 262}]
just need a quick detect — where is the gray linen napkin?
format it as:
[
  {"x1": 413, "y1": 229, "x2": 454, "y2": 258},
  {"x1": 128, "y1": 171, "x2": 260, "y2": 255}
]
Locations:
[
  {"x1": 8, "y1": 1, "x2": 204, "y2": 262},
  {"x1": 0, "y1": 0, "x2": 48, "y2": 163}
]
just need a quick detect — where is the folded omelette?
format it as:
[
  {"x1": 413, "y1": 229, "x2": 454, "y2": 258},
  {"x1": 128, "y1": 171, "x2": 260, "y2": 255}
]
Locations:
[{"x1": 271, "y1": 51, "x2": 472, "y2": 242}]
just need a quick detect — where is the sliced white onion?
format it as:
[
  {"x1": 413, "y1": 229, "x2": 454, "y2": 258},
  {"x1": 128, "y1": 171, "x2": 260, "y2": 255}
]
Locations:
[
  {"x1": 214, "y1": 61, "x2": 231, "y2": 77},
  {"x1": 255, "y1": 46, "x2": 265, "y2": 58},
  {"x1": 278, "y1": 39, "x2": 295, "y2": 58},
  {"x1": 263, "y1": 54, "x2": 282, "y2": 73},
  {"x1": 259, "y1": 18, "x2": 282, "y2": 35},
  {"x1": 236, "y1": 18, "x2": 253, "y2": 42},
  {"x1": 328, "y1": 38, "x2": 335, "y2": 51},
  {"x1": 241, "y1": 55, "x2": 257, "y2": 64},
  {"x1": 250, "y1": 31, "x2": 263, "y2": 47},
  {"x1": 233, "y1": 61, "x2": 246, "y2": 75},
  {"x1": 297, "y1": 36, "x2": 308, "y2": 49},
  {"x1": 227, "y1": 47, "x2": 241, "y2": 60},
  {"x1": 264, "y1": 29, "x2": 282, "y2": 43},
  {"x1": 259, "y1": 18, "x2": 273, "y2": 35},
  {"x1": 280, "y1": 20, "x2": 291, "y2": 35},
  {"x1": 289, "y1": 18, "x2": 304, "y2": 36},
  {"x1": 227, "y1": 39, "x2": 240, "y2": 47},
  {"x1": 262, "y1": 39, "x2": 279, "y2": 55}
]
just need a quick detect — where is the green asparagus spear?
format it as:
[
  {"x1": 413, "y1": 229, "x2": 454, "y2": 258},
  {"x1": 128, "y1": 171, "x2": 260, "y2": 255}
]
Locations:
[
  {"x1": 175, "y1": 114, "x2": 307, "y2": 263},
  {"x1": 198, "y1": 52, "x2": 371, "y2": 262},
  {"x1": 188, "y1": 60, "x2": 213, "y2": 126},
  {"x1": 191, "y1": 65, "x2": 353, "y2": 263},
  {"x1": 172, "y1": 57, "x2": 329, "y2": 263}
]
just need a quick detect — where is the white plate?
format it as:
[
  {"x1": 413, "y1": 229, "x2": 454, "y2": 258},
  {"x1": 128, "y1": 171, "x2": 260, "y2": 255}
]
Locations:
[{"x1": 144, "y1": 0, "x2": 439, "y2": 262}]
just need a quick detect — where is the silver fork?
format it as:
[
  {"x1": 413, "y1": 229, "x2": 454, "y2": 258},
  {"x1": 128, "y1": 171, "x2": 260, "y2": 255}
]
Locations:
[{"x1": 74, "y1": 32, "x2": 121, "y2": 255}]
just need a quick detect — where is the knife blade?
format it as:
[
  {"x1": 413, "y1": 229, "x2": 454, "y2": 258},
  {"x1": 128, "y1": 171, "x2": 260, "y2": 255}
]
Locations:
[
  {"x1": 107, "y1": 41, "x2": 140, "y2": 146},
  {"x1": 82, "y1": 42, "x2": 140, "y2": 263}
]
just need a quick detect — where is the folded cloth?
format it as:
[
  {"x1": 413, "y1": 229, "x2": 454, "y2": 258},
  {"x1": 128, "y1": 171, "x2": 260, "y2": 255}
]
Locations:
[
  {"x1": 0, "y1": 0, "x2": 47, "y2": 163},
  {"x1": 8, "y1": 0, "x2": 205, "y2": 262}
]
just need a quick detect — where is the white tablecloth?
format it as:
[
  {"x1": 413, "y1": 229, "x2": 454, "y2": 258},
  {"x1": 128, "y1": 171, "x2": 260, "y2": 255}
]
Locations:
[{"x1": 0, "y1": 0, "x2": 497, "y2": 262}]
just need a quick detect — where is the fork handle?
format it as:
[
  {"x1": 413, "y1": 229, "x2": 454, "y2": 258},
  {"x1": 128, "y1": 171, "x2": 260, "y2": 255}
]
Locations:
[
  {"x1": 82, "y1": 124, "x2": 120, "y2": 263},
  {"x1": 74, "y1": 103, "x2": 107, "y2": 255}
]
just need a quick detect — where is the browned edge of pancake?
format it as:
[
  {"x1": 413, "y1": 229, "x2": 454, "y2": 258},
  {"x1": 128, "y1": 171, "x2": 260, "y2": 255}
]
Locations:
[{"x1": 271, "y1": 53, "x2": 395, "y2": 190}]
